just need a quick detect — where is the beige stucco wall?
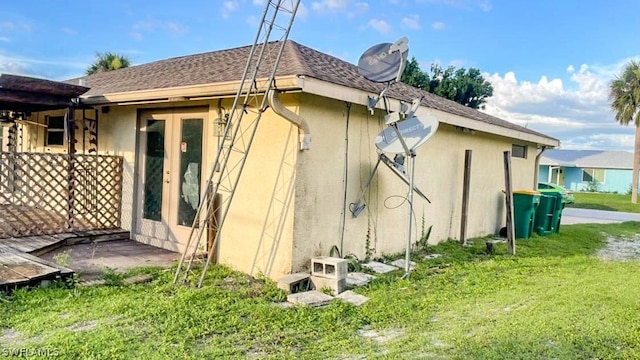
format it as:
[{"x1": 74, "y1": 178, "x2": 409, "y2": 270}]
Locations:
[
  {"x1": 10, "y1": 90, "x2": 540, "y2": 280},
  {"x1": 291, "y1": 93, "x2": 538, "y2": 271},
  {"x1": 208, "y1": 97, "x2": 298, "y2": 278}
]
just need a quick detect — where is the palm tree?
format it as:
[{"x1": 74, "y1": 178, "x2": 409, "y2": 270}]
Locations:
[
  {"x1": 86, "y1": 52, "x2": 131, "y2": 75},
  {"x1": 609, "y1": 60, "x2": 640, "y2": 203}
]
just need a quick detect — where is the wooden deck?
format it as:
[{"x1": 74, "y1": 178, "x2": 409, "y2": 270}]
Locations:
[{"x1": 0, "y1": 229, "x2": 129, "y2": 291}]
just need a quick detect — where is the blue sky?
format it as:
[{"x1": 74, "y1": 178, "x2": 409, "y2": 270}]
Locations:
[{"x1": 1, "y1": 0, "x2": 639, "y2": 151}]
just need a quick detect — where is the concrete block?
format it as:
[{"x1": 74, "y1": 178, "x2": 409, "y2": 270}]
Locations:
[
  {"x1": 362, "y1": 261, "x2": 398, "y2": 274},
  {"x1": 277, "y1": 272, "x2": 310, "y2": 294},
  {"x1": 287, "y1": 290, "x2": 334, "y2": 307},
  {"x1": 346, "y1": 272, "x2": 377, "y2": 287},
  {"x1": 390, "y1": 259, "x2": 416, "y2": 271},
  {"x1": 311, "y1": 257, "x2": 348, "y2": 280},
  {"x1": 336, "y1": 290, "x2": 370, "y2": 306},
  {"x1": 310, "y1": 275, "x2": 346, "y2": 295}
]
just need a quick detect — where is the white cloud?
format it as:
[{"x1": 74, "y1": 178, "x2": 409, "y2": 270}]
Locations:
[
  {"x1": 478, "y1": 0, "x2": 492, "y2": 11},
  {"x1": 419, "y1": 0, "x2": 492, "y2": 11},
  {"x1": 1, "y1": 21, "x2": 31, "y2": 32},
  {"x1": 432, "y1": 21, "x2": 445, "y2": 30},
  {"x1": 222, "y1": 1, "x2": 240, "y2": 18},
  {"x1": 62, "y1": 27, "x2": 77, "y2": 35},
  {"x1": 246, "y1": 15, "x2": 259, "y2": 27},
  {"x1": 0, "y1": 36, "x2": 9, "y2": 42},
  {"x1": 131, "y1": 19, "x2": 187, "y2": 36},
  {"x1": 253, "y1": 0, "x2": 265, "y2": 4},
  {"x1": 129, "y1": 32, "x2": 144, "y2": 41},
  {"x1": 368, "y1": 19, "x2": 391, "y2": 34},
  {"x1": 312, "y1": 0, "x2": 350, "y2": 12},
  {"x1": 311, "y1": 0, "x2": 368, "y2": 16},
  {"x1": 1, "y1": 22, "x2": 16, "y2": 30},
  {"x1": 354, "y1": 2, "x2": 369, "y2": 13},
  {"x1": 297, "y1": 2, "x2": 309, "y2": 19},
  {"x1": 401, "y1": 15, "x2": 421, "y2": 30},
  {"x1": 0, "y1": 60, "x2": 27, "y2": 75},
  {"x1": 166, "y1": 22, "x2": 188, "y2": 36},
  {"x1": 482, "y1": 62, "x2": 640, "y2": 150}
]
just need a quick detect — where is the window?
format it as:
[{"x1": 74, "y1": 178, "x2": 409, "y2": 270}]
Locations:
[
  {"x1": 582, "y1": 168, "x2": 605, "y2": 183},
  {"x1": 46, "y1": 116, "x2": 65, "y2": 146},
  {"x1": 512, "y1": 144, "x2": 527, "y2": 158}
]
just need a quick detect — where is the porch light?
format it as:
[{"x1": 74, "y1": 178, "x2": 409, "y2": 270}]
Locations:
[{"x1": 213, "y1": 114, "x2": 229, "y2": 138}]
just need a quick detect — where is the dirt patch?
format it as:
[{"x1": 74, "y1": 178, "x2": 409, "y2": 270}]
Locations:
[
  {"x1": 67, "y1": 320, "x2": 98, "y2": 332},
  {"x1": 0, "y1": 328, "x2": 23, "y2": 345},
  {"x1": 358, "y1": 326, "x2": 405, "y2": 344},
  {"x1": 597, "y1": 235, "x2": 640, "y2": 261}
]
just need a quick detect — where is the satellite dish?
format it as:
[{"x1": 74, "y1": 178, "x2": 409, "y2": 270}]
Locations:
[
  {"x1": 375, "y1": 114, "x2": 439, "y2": 154},
  {"x1": 357, "y1": 37, "x2": 409, "y2": 83}
]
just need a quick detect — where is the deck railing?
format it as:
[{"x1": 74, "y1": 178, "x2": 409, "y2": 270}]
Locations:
[{"x1": 0, "y1": 152, "x2": 123, "y2": 238}]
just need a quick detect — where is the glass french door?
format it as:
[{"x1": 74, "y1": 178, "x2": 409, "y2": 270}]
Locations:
[{"x1": 136, "y1": 108, "x2": 207, "y2": 250}]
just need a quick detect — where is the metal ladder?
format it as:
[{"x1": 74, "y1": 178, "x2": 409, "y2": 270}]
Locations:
[{"x1": 173, "y1": 0, "x2": 301, "y2": 287}]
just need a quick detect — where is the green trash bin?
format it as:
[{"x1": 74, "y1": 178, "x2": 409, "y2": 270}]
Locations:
[
  {"x1": 534, "y1": 194, "x2": 555, "y2": 235},
  {"x1": 512, "y1": 190, "x2": 541, "y2": 239},
  {"x1": 547, "y1": 192, "x2": 567, "y2": 233}
]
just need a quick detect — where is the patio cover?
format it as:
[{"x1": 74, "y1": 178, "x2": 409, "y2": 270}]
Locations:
[{"x1": 0, "y1": 74, "x2": 89, "y2": 112}]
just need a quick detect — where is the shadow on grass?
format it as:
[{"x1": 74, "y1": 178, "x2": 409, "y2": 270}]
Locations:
[{"x1": 413, "y1": 222, "x2": 640, "y2": 268}]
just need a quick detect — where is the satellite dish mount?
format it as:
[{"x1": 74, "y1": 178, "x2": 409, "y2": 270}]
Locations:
[
  {"x1": 354, "y1": 36, "x2": 439, "y2": 279},
  {"x1": 357, "y1": 37, "x2": 410, "y2": 114}
]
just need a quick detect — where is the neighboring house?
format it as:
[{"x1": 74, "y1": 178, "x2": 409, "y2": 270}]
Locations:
[
  {"x1": 539, "y1": 149, "x2": 636, "y2": 193},
  {"x1": 4, "y1": 40, "x2": 558, "y2": 279}
]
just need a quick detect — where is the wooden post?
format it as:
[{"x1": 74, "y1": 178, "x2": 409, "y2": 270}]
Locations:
[
  {"x1": 503, "y1": 151, "x2": 516, "y2": 255},
  {"x1": 460, "y1": 149, "x2": 472, "y2": 245},
  {"x1": 66, "y1": 107, "x2": 76, "y2": 231}
]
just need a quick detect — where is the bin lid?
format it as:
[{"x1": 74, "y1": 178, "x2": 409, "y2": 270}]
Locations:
[{"x1": 513, "y1": 190, "x2": 540, "y2": 195}]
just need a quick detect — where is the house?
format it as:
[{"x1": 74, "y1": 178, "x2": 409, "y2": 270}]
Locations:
[
  {"x1": 539, "y1": 149, "x2": 636, "y2": 193},
  {"x1": 1, "y1": 40, "x2": 558, "y2": 279}
]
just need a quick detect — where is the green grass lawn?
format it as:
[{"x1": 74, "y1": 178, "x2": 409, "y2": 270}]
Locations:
[
  {"x1": 567, "y1": 192, "x2": 640, "y2": 213},
  {"x1": 2, "y1": 222, "x2": 640, "y2": 359}
]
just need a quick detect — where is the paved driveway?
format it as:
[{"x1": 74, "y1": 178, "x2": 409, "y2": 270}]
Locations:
[{"x1": 562, "y1": 208, "x2": 640, "y2": 225}]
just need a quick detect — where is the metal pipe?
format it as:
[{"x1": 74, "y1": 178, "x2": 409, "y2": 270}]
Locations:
[
  {"x1": 267, "y1": 89, "x2": 310, "y2": 150},
  {"x1": 534, "y1": 146, "x2": 547, "y2": 189},
  {"x1": 404, "y1": 152, "x2": 416, "y2": 278}
]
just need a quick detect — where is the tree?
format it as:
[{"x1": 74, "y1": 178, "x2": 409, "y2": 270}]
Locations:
[
  {"x1": 401, "y1": 57, "x2": 494, "y2": 109},
  {"x1": 86, "y1": 52, "x2": 131, "y2": 75},
  {"x1": 609, "y1": 60, "x2": 640, "y2": 204}
]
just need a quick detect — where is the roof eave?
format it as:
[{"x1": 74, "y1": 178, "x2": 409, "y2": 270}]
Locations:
[
  {"x1": 79, "y1": 75, "x2": 301, "y2": 105},
  {"x1": 297, "y1": 76, "x2": 560, "y2": 147}
]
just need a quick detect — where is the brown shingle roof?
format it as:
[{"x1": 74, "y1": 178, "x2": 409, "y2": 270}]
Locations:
[{"x1": 71, "y1": 40, "x2": 556, "y2": 142}]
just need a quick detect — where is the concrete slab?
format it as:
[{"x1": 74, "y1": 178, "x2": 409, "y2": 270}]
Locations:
[
  {"x1": 390, "y1": 259, "x2": 416, "y2": 270},
  {"x1": 346, "y1": 272, "x2": 376, "y2": 287},
  {"x1": 335, "y1": 290, "x2": 369, "y2": 306},
  {"x1": 39, "y1": 240, "x2": 178, "y2": 279},
  {"x1": 362, "y1": 261, "x2": 398, "y2": 274},
  {"x1": 424, "y1": 253, "x2": 442, "y2": 260},
  {"x1": 287, "y1": 290, "x2": 334, "y2": 307}
]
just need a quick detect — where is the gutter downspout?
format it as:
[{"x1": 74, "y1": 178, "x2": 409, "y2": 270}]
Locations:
[
  {"x1": 534, "y1": 146, "x2": 548, "y2": 189},
  {"x1": 267, "y1": 89, "x2": 311, "y2": 150}
]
